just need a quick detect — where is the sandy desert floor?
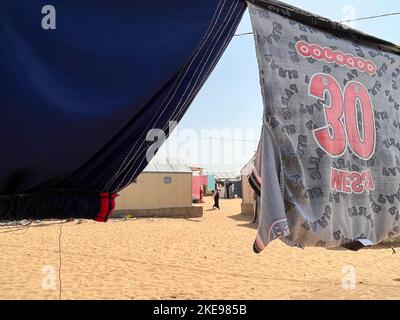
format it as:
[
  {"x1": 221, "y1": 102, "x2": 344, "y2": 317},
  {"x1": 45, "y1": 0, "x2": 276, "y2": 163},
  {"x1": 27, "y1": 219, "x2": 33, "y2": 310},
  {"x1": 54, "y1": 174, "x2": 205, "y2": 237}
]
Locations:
[{"x1": 0, "y1": 196, "x2": 399, "y2": 299}]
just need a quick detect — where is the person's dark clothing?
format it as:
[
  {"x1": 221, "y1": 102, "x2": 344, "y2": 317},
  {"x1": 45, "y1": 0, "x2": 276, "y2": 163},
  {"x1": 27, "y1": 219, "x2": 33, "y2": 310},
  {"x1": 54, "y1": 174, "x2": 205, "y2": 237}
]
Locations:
[{"x1": 213, "y1": 190, "x2": 220, "y2": 210}]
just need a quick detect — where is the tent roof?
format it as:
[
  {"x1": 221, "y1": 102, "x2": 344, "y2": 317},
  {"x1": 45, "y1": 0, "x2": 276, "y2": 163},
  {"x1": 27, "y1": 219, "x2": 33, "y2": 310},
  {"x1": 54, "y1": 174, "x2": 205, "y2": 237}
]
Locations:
[
  {"x1": 144, "y1": 159, "x2": 192, "y2": 173},
  {"x1": 205, "y1": 171, "x2": 240, "y2": 180},
  {"x1": 240, "y1": 155, "x2": 256, "y2": 176}
]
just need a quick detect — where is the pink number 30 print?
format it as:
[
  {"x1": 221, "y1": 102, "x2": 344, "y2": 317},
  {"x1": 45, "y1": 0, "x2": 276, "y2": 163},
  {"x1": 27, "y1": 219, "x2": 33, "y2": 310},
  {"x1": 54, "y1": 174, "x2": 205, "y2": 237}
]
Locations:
[{"x1": 309, "y1": 73, "x2": 376, "y2": 160}]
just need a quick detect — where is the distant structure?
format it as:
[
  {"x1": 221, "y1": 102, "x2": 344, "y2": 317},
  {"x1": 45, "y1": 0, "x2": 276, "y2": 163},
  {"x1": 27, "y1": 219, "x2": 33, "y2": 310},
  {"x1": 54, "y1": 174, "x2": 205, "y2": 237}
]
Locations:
[
  {"x1": 113, "y1": 159, "x2": 202, "y2": 218},
  {"x1": 205, "y1": 171, "x2": 241, "y2": 199},
  {"x1": 189, "y1": 166, "x2": 208, "y2": 201}
]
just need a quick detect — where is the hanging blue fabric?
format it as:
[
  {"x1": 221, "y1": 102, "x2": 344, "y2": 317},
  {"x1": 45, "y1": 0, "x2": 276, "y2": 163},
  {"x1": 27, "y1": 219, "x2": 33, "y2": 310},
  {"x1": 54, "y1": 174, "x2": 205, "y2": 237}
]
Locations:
[
  {"x1": 0, "y1": 0, "x2": 246, "y2": 220},
  {"x1": 208, "y1": 175, "x2": 216, "y2": 191}
]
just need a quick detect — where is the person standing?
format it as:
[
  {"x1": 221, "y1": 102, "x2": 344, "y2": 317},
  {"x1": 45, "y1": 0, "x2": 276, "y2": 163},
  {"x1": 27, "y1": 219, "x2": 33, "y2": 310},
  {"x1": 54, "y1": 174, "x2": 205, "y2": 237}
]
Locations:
[
  {"x1": 199, "y1": 185, "x2": 204, "y2": 202},
  {"x1": 213, "y1": 187, "x2": 220, "y2": 210}
]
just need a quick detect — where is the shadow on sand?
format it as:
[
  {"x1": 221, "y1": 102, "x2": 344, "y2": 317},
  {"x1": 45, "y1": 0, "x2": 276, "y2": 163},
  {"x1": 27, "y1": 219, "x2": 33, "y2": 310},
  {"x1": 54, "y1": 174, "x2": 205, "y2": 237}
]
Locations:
[
  {"x1": 228, "y1": 213, "x2": 257, "y2": 230},
  {"x1": 326, "y1": 240, "x2": 400, "y2": 251}
]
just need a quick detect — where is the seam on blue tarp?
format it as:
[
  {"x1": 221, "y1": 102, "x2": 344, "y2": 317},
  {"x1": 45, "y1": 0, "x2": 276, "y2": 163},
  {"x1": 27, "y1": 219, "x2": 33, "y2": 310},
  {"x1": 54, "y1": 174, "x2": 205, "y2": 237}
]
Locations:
[
  {"x1": 112, "y1": 0, "x2": 247, "y2": 192},
  {"x1": 103, "y1": 0, "x2": 228, "y2": 191}
]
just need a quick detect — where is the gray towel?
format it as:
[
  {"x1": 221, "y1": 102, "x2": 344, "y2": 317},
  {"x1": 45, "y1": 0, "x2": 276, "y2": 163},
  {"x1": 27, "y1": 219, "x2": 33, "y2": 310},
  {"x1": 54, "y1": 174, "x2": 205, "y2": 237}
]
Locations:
[{"x1": 248, "y1": 0, "x2": 400, "y2": 252}]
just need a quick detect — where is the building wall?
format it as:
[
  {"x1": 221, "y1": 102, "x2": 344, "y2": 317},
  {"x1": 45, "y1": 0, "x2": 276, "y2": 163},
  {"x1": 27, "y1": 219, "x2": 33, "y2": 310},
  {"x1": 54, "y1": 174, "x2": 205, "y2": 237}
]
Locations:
[
  {"x1": 115, "y1": 172, "x2": 192, "y2": 210},
  {"x1": 241, "y1": 175, "x2": 255, "y2": 205},
  {"x1": 241, "y1": 175, "x2": 255, "y2": 215}
]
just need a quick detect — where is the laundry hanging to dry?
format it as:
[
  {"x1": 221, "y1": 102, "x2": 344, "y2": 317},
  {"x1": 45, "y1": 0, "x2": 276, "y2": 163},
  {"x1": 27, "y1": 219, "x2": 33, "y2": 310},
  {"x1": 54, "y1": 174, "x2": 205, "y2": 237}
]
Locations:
[{"x1": 247, "y1": 0, "x2": 400, "y2": 251}]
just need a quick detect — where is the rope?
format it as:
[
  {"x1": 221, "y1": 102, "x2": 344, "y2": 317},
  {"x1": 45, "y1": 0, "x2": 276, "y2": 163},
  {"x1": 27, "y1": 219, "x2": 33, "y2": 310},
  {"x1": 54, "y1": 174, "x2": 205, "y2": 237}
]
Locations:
[
  {"x1": 170, "y1": 134, "x2": 259, "y2": 143},
  {"x1": 391, "y1": 240, "x2": 397, "y2": 255},
  {"x1": 340, "y1": 11, "x2": 400, "y2": 23},
  {"x1": 58, "y1": 223, "x2": 64, "y2": 300},
  {"x1": 233, "y1": 11, "x2": 400, "y2": 37},
  {"x1": 0, "y1": 220, "x2": 33, "y2": 235}
]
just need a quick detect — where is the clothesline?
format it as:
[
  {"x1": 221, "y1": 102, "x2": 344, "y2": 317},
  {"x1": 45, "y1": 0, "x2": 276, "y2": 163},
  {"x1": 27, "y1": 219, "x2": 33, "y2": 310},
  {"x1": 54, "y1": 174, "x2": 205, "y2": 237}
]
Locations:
[
  {"x1": 233, "y1": 11, "x2": 400, "y2": 37},
  {"x1": 170, "y1": 134, "x2": 259, "y2": 143}
]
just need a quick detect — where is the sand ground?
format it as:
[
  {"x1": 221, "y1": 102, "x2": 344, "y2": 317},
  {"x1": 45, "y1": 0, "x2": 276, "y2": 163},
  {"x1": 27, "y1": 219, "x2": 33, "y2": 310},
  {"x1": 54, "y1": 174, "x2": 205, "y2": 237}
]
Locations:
[{"x1": 0, "y1": 196, "x2": 399, "y2": 299}]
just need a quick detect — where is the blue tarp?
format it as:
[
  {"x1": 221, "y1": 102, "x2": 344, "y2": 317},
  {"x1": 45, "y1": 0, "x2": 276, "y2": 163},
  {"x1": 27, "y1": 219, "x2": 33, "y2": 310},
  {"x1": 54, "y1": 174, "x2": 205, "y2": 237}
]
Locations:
[
  {"x1": 0, "y1": 0, "x2": 246, "y2": 220},
  {"x1": 207, "y1": 175, "x2": 216, "y2": 191}
]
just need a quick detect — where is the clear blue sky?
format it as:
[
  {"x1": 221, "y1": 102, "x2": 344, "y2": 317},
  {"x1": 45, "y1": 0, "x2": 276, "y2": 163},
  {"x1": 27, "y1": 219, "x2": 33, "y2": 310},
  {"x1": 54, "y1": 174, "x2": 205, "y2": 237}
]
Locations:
[{"x1": 156, "y1": 1, "x2": 400, "y2": 174}]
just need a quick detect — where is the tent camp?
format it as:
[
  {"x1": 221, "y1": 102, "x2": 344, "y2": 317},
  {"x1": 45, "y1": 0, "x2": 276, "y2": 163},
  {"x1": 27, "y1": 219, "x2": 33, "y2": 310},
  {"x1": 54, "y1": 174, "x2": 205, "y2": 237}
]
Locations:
[{"x1": 2, "y1": 0, "x2": 400, "y2": 251}]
